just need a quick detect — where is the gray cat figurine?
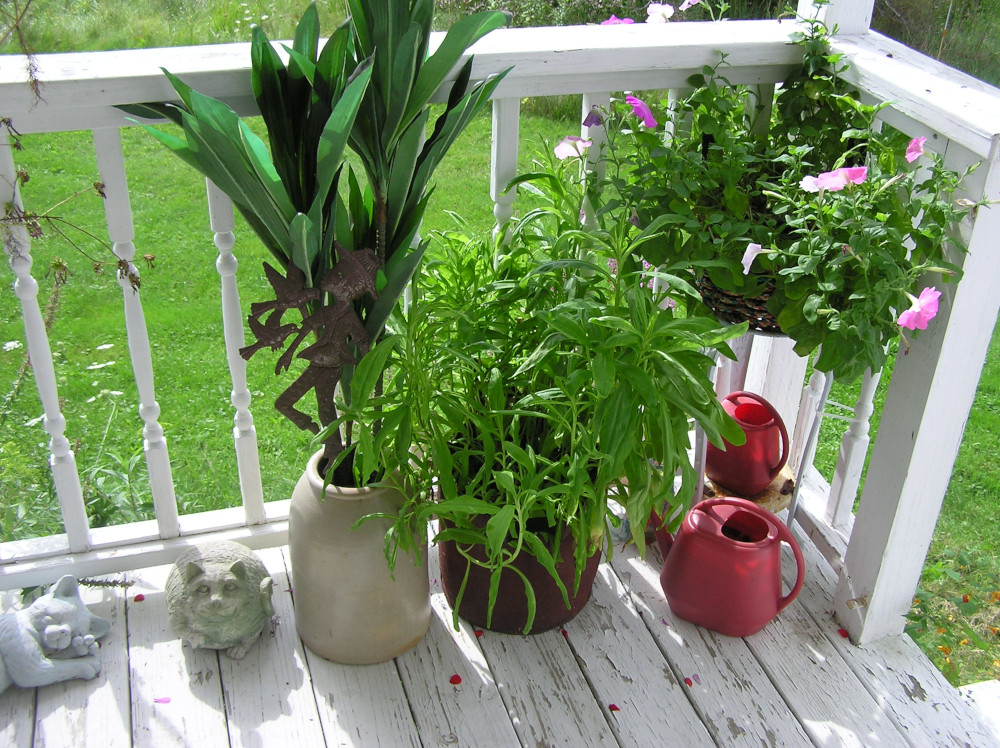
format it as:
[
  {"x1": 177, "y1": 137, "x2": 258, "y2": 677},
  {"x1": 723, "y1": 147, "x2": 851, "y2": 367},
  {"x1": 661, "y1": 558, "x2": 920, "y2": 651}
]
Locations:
[
  {"x1": 0, "y1": 575, "x2": 111, "y2": 694},
  {"x1": 165, "y1": 541, "x2": 274, "y2": 659}
]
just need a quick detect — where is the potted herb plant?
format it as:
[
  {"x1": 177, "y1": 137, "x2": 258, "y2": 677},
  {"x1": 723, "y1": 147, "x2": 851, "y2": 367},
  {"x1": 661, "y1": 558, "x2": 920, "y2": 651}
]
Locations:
[
  {"x1": 129, "y1": 1, "x2": 508, "y2": 662},
  {"x1": 337, "y1": 144, "x2": 748, "y2": 634},
  {"x1": 605, "y1": 8, "x2": 981, "y2": 382}
]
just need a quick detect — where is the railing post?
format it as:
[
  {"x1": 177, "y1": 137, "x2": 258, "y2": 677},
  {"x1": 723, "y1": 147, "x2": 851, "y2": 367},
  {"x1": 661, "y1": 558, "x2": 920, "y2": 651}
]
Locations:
[
  {"x1": 835, "y1": 145, "x2": 1000, "y2": 643},
  {"x1": 796, "y1": 0, "x2": 874, "y2": 35},
  {"x1": 1, "y1": 134, "x2": 92, "y2": 552},
  {"x1": 207, "y1": 180, "x2": 265, "y2": 525},
  {"x1": 491, "y1": 97, "x2": 520, "y2": 240},
  {"x1": 93, "y1": 127, "x2": 179, "y2": 540}
]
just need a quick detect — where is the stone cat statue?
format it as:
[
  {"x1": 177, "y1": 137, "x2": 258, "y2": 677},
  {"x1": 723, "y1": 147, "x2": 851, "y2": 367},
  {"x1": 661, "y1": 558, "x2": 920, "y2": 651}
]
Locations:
[
  {"x1": 165, "y1": 541, "x2": 274, "y2": 659},
  {"x1": 0, "y1": 575, "x2": 111, "y2": 694}
]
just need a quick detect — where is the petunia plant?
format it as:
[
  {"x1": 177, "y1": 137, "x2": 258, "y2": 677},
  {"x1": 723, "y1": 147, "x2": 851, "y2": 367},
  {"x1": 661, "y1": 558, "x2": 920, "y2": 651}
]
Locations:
[
  {"x1": 591, "y1": 5, "x2": 984, "y2": 382},
  {"x1": 747, "y1": 135, "x2": 980, "y2": 381}
]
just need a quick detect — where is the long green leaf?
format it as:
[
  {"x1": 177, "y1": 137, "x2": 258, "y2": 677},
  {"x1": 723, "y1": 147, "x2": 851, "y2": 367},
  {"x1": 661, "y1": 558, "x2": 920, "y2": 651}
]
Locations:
[
  {"x1": 311, "y1": 60, "x2": 373, "y2": 218},
  {"x1": 349, "y1": 335, "x2": 401, "y2": 410},
  {"x1": 404, "y1": 11, "x2": 506, "y2": 127},
  {"x1": 486, "y1": 504, "x2": 515, "y2": 554},
  {"x1": 381, "y1": 22, "x2": 421, "y2": 148},
  {"x1": 384, "y1": 110, "x2": 428, "y2": 242},
  {"x1": 292, "y1": 2, "x2": 320, "y2": 60},
  {"x1": 289, "y1": 212, "x2": 314, "y2": 284},
  {"x1": 364, "y1": 240, "x2": 428, "y2": 339}
]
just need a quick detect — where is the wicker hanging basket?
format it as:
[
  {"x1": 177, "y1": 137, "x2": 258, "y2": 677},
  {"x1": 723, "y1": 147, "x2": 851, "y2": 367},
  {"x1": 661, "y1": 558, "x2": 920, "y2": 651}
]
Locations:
[{"x1": 696, "y1": 275, "x2": 783, "y2": 334}]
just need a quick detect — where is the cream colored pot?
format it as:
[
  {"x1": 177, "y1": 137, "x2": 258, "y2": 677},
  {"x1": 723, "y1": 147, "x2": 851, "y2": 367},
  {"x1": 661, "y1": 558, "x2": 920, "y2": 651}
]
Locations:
[{"x1": 289, "y1": 451, "x2": 430, "y2": 664}]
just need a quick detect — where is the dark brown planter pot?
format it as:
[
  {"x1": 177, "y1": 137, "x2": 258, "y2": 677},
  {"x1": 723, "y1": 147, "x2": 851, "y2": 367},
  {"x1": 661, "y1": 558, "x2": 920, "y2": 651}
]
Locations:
[{"x1": 438, "y1": 529, "x2": 601, "y2": 634}]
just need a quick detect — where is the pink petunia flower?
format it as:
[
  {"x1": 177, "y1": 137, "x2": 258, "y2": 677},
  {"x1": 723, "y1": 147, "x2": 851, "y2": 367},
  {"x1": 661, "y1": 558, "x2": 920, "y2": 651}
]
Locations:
[
  {"x1": 800, "y1": 175, "x2": 821, "y2": 193},
  {"x1": 602, "y1": 15, "x2": 635, "y2": 24},
  {"x1": 906, "y1": 136, "x2": 927, "y2": 163},
  {"x1": 816, "y1": 170, "x2": 847, "y2": 191},
  {"x1": 625, "y1": 95, "x2": 657, "y2": 128},
  {"x1": 742, "y1": 242, "x2": 764, "y2": 275},
  {"x1": 646, "y1": 3, "x2": 675, "y2": 23},
  {"x1": 802, "y1": 166, "x2": 867, "y2": 193},
  {"x1": 897, "y1": 286, "x2": 941, "y2": 330},
  {"x1": 554, "y1": 135, "x2": 592, "y2": 160},
  {"x1": 678, "y1": 0, "x2": 701, "y2": 9},
  {"x1": 840, "y1": 166, "x2": 868, "y2": 185}
]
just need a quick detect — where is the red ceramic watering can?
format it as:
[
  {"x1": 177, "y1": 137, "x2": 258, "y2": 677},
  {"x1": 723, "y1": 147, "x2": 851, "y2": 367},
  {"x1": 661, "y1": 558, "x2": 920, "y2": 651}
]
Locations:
[
  {"x1": 659, "y1": 497, "x2": 805, "y2": 637},
  {"x1": 705, "y1": 391, "x2": 789, "y2": 496}
]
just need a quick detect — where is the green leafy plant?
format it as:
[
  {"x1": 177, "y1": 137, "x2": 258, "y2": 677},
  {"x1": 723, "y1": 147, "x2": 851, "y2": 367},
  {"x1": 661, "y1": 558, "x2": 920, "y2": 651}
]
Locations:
[
  {"x1": 128, "y1": 1, "x2": 507, "y2": 483},
  {"x1": 601, "y1": 8, "x2": 983, "y2": 381},
  {"x1": 336, "y1": 142, "x2": 747, "y2": 631}
]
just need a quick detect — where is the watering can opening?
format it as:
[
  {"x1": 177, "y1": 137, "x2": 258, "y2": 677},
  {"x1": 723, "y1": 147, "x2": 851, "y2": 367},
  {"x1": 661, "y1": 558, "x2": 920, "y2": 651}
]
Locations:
[
  {"x1": 720, "y1": 509, "x2": 770, "y2": 543},
  {"x1": 733, "y1": 402, "x2": 773, "y2": 428}
]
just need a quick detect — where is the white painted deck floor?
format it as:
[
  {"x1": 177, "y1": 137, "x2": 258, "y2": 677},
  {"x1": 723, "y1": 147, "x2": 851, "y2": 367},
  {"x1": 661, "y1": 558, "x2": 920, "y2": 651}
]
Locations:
[{"x1": 2, "y1": 529, "x2": 997, "y2": 748}]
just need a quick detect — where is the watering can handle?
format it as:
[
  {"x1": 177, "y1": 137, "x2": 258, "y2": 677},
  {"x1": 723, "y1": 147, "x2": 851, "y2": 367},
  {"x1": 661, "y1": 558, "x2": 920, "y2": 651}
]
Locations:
[
  {"x1": 728, "y1": 390, "x2": 790, "y2": 479},
  {"x1": 773, "y1": 518, "x2": 806, "y2": 613}
]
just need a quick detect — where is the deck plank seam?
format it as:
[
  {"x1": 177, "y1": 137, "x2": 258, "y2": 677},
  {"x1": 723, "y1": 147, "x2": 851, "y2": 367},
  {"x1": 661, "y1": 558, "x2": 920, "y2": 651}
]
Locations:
[
  {"x1": 605, "y1": 550, "x2": 723, "y2": 738},
  {"x1": 554, "y1": 569, "x2": 629, "y2": 747},
  {"x1": 276, "y1": 549, "x2": 333, "y2": 748}
]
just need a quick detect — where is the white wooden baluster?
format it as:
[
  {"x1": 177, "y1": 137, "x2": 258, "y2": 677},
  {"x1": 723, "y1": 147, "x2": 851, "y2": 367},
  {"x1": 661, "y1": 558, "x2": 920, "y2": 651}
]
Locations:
[
  {"x1": 665, "y1": 87, "x2": 693, "y2": 142},
  {"x1": 785, "y1": 368, "x2": 833, "y2": 527},
  {"x1": 788, "y1": 363, "x2": 825, "y2": 474},
  {"x1": 747, "y1": 84, "x2": 774, "y2": 137},
  {"x1": 1, "y1": 136, "x2": 91, "y2": 553},
  {"x1": 825, "y1": 367, "x2": 880, "y2": 529},
  {"x1": 491, "y1": 97, "x2": 520, "y2": 241},
  {"x1": 92, "y1": 127, "x2": 179, "y2": 539},
  {"x1": 579, "y1": 92, "x2": 610, "y2": 231},
  {"x1": 582, "y1": 92, "x2": 610, "y2": 176},
  {"x1": 207, "y1": 180, "x2": 265, "y2": 524}
]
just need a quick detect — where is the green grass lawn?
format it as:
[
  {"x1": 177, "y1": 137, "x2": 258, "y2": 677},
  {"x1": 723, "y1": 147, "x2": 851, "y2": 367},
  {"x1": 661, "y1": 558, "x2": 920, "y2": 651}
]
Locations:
[{"x1": 2, "y1": 0, "x2": 999, "y2": 685}]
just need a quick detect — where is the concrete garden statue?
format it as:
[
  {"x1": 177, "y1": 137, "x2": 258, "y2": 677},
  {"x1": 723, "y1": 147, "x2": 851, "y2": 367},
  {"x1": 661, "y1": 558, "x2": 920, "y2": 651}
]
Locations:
[
  {"x1": 0, "y1": 575, "x2": 111, "y2": 693},
  {"x1": 165, "y1": 541, "x2": 274, "y2": 660}
]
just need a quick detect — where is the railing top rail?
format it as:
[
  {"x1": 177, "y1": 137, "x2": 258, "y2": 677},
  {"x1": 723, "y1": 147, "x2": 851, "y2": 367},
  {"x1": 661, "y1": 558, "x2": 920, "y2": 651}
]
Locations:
[
  {"x1": 3, "y1": 19, "x2": 999, "y2": 151},
  {"x1": 0, "y1": 20, "x2": 802, "y2": 134},
  {"x1": 831, "y1": 31, "x2": 1000, "y2": 160}
]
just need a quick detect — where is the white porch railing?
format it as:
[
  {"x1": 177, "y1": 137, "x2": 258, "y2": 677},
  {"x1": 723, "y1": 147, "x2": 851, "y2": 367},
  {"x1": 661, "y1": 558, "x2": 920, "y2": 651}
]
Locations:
[{"x1": 2, "y1": 4, "x2": 999, "y2": 645}]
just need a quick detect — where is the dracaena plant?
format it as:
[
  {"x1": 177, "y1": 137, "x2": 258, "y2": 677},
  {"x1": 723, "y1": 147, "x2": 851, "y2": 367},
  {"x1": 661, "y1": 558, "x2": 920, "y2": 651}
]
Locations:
[
  {"x1": 128, "y1": 1, "x2": 507, "y2": 483},
  {"x1": 335, "y1": 145, "x2": 747, "y2": 630}
]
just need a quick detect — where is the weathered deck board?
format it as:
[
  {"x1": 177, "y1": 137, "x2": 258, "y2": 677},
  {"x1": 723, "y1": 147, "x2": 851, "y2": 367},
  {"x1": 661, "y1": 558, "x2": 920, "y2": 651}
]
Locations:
[
  {"x1": 568, "y1": 563, "x2": 715, "y2": 746},
  {"x1": 395, "y1": 570, "x2": 520, "y2": 747},
  {"x1": 1, "y1": 533, "x2": 996, "y2": 748},
  {"x1": 608, "y1": 545, "x2": 817, "y2": 747},
  {"x1": 788, "y1": 535, "x2": 999, "y2": 748},
  {"x1": 34, "y1": 582, "x2": 131, "y2": 748},
  {"x1": 126, "y1": 564, "x2": 230, "y2": 746},
  {"x1": 217, "y1": 548, "x2": 327, "y2": 748}
]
